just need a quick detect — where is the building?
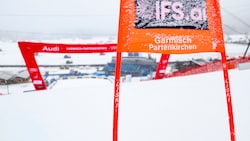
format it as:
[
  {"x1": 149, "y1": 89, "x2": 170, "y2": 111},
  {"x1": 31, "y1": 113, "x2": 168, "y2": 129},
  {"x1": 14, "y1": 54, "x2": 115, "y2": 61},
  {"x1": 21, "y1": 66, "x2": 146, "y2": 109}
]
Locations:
[{"x1": 0, "y1": 70, "x2": 30, "y2": 85}]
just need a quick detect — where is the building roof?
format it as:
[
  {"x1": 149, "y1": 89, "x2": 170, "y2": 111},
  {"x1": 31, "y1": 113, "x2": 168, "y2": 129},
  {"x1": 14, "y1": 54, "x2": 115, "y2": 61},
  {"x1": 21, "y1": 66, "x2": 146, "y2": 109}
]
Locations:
[
  {"x1": 16, "y1": 70, "x2": 29, "y2": 79},
  {"x1": 0, "y1": 70, "x2": 29, "y2": 80},
  {"x1": 0, "y1": 71, "x2": 15, "y2": 80}
]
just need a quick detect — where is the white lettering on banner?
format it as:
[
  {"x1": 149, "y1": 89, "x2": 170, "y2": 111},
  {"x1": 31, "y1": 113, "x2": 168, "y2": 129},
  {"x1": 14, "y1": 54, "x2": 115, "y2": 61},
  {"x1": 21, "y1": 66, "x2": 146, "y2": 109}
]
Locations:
[
  {"x1": 135, "y1": 0, "x2": 208, "y2": 29},
  {"x1": 154, "y1": 36, "x2": 192, "y2": 44},
  {"x1": 149, "y1": 44, "x2": 197, "y2": 51},
  {"x1": 66, "y1": 47, "x2": 108, "y2": 51},
  {"x1": 29, "y1": 68, "x2": 38, "y2": 73},
  {"x1": 42, "y1": 46, "x2": 59, "y2": 52},
  {"x1": 33, "y1": 80, "x2": 43, "y2": 85},
  {"x1": 155, "y1": 1, "x2": 206, "y2": 21},
  {"x1": 149, "y1": 35, "x2": 197, "y2": 51}
]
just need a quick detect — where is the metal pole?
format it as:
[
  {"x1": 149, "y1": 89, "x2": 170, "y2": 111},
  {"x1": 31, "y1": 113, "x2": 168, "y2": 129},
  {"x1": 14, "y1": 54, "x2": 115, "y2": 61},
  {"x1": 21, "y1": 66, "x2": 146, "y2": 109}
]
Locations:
[
  {"x1": 243, "y1": 41, "x2": 250, "y2": 58},
  {"x1": 5, "y1": 80, "x2": 9, "y2": 94}
]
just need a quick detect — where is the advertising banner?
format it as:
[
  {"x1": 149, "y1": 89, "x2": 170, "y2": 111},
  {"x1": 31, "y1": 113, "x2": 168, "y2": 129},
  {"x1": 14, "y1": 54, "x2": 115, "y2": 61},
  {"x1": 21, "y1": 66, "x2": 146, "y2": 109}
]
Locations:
[
  {"x1": 117, "y1": 0, "x2": 225, "y2": 54},
  {"x1": 18, "y1": 41, "x2": 116, "y2": 90}
]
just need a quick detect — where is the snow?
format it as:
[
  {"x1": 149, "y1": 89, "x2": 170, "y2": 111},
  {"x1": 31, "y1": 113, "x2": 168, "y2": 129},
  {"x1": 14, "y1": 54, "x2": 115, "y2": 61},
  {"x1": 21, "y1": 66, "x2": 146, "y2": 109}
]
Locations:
[
  {"x1": 0, "y1": 39, "x2": 250, "y2": 141},
  {"x1": 0, "y1": 68, "x2": 250, "y2": 141}
]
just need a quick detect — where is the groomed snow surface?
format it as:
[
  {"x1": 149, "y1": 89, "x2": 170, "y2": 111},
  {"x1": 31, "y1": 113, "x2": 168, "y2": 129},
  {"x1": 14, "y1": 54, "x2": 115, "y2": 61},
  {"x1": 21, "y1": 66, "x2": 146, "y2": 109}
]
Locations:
[{"x1": 0, "y1": 69, "x2": 249, "y2": 141}]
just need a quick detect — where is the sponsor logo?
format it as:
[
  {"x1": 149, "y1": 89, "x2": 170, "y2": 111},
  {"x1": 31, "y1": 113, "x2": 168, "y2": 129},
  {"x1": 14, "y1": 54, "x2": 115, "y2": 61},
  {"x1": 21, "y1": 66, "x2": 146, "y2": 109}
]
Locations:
[
  {"x1": 135, "y1": 0, "x2": 208, "y2": 30},
  {"x1": 42, "y1": 46, "x2": 60, "y2": 52},
  {"x1": 29, "y1": 68, "x2": 38, "y2": 73},
  {"x1": 33, "y1": 80, "x2": 43, "y2": 85}
]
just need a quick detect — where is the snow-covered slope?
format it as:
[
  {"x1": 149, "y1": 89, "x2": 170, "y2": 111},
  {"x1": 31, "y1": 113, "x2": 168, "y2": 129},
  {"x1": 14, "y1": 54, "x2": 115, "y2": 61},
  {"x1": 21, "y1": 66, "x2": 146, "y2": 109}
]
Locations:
[{"x1": 0, "y1": 69, "x2": 249, "y2": 141}]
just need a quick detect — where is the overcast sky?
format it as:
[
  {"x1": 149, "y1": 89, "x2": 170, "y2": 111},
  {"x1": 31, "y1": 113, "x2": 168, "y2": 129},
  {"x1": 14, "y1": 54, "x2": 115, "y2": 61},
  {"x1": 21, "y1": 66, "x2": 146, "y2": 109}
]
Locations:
[{"x1": 0, "y1": 0, "x2": 249, "y2": 38}]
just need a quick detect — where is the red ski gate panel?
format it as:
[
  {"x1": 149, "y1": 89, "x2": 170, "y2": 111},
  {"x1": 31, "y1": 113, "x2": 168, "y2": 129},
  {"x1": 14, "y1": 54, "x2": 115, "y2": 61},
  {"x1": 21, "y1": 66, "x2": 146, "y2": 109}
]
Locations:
[
  {"x1": 18, "y1": 41, "x2": 117, "y2": 91},
  {"x1": 114, "y1": 0, "x2": 236, "y2": 141}
]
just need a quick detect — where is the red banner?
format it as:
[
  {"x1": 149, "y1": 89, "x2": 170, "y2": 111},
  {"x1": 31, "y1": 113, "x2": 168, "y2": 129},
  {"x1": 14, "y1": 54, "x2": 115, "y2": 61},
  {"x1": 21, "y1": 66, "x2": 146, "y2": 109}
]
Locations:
[
  {"x1": 155, "y1": 54, "x2": 170, "y2": 79},
  {"x1": 18, "y1": 41, "x2": 116, "y2": 90}
]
